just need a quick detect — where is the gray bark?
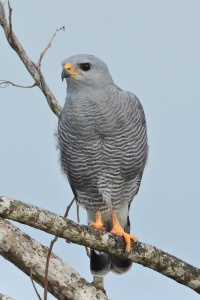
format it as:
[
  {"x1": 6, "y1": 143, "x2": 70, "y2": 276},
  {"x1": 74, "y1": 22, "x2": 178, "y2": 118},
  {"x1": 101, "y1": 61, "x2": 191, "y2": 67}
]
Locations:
[
  {"x1": 0, "y1": 196, "x2": 200, "y2": 294},
  {"x1": 0, "y1": 294, "x2": 14, "y2": 300},
  {"x1": 0, "y1": 217, "x2": 108, "y2": 300}
]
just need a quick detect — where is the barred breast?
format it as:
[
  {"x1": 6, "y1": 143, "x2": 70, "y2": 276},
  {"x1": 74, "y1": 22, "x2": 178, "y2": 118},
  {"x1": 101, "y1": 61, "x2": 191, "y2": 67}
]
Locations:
[{"x1": 58, "y1": 85, "x2": 148, "y2": 214}]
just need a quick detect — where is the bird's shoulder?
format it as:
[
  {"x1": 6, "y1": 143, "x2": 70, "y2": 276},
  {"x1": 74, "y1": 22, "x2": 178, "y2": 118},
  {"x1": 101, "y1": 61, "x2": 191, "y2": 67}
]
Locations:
[{"x1": 109, "y1": 85, "x2": 146, "y2": 125}]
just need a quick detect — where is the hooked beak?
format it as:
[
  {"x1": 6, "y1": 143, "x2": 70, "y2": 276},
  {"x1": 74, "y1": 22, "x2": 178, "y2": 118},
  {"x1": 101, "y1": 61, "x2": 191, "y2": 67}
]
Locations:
[
  {"x1": 61, "y1": 63, "x2": 82, "y2": 81},
  {"x1": 61, "y1": 68, "x2": 70, "y2": 81}
]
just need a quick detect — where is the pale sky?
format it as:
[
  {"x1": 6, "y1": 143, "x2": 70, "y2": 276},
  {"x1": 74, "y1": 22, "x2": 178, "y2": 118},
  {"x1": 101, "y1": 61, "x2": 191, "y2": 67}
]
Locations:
[{"x1": 1, "y1": 1, "x2": 200, "y2": 299}]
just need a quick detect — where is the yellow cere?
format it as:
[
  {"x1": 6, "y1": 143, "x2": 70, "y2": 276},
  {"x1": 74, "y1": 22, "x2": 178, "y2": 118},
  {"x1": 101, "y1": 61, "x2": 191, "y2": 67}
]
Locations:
[{"x1": 64, "y1": 63, "x2": 82, "y2": 77}]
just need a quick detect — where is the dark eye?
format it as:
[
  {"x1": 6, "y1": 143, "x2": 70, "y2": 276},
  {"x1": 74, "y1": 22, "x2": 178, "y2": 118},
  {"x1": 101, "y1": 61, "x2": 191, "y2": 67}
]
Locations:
[{"x1": 79, "y1": 63, "x2": 91, "y2": 71}]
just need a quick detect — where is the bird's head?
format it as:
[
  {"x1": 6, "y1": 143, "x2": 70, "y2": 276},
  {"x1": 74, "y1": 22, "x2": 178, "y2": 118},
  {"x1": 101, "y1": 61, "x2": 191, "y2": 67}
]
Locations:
[{"x1": 61, "y1": 54, "x2": 114, "y2": 88}]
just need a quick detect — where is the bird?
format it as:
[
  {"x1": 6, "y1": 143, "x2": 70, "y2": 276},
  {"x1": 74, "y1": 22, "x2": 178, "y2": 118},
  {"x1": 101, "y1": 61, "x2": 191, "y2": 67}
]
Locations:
[{"x1": 58, "y1": 54, "x2": 148, "y2": 276}]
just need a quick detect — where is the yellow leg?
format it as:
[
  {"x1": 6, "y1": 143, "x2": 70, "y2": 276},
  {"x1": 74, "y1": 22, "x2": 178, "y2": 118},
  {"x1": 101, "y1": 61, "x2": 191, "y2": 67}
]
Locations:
[
  {"x1": 90, "y1": 211, "x2": 105, "y2": 231},
  {"x1": 110, "y1": 211, "x2": 138, "y2": 252}
]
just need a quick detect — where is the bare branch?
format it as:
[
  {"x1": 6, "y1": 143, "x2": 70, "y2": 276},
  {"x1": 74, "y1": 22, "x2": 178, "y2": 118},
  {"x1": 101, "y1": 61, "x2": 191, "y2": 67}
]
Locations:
[
  {"x1": 64, "y1": 197, "x2": 76, "y2": 218},
  {"x1": 37, "y1": 26, "x2": 65, "y2": 69},
  {"x1": 0, "y1": 1, "x2": 62, "y2": 117},
  {"x1": 0, "y1": 218, "x2": 108, "y2": 300},
  {"x1": 0, "y1": 80, "x2": 37, "y2": 88},
  {"x1": 0, "y1": 196, "x2": 200, "y2": 294},
  {"x1": 0, "y1": 293, "x2": 15, "y2": 300}
]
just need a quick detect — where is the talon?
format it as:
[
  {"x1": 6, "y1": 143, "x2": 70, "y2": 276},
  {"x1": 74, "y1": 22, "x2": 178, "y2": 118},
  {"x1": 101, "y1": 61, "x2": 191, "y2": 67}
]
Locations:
[
  {"x1": 90, "y1": 211, "x2": 105, "y2": 231},
  {"x1": 110, "y1": 211, "x2": 138, "y2": 252}
]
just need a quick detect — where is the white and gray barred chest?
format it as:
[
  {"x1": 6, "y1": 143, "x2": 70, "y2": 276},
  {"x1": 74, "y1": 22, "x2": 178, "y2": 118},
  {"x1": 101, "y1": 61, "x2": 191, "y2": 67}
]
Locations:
[{"x1": 58, "y1": 88, "x2": 148, "y2": 211}]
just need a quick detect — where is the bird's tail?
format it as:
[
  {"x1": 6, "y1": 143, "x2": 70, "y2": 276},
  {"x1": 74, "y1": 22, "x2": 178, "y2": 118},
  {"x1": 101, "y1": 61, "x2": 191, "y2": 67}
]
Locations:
[
  {"x1": 90, "y1": 216, "x2": 132, "y2": 276},
  {"x1": 90, "y1": 249, "x2": 111, "y2": 276},
  {"x1": 90, "y1": 250, "x2": 132, "y2": 275}
]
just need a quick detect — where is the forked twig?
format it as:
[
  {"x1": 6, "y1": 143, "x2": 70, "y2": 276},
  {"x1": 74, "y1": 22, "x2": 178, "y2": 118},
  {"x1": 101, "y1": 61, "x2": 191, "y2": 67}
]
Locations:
[
  {"x1": 0, "y1": 1, "x2": 62, "y2": 116},
  {"x1": 0, "y1": 80, "x2": 36, "y2": 88},
  {"x1": 37, "y1": 26, "x2": 65, "y2": 69}
]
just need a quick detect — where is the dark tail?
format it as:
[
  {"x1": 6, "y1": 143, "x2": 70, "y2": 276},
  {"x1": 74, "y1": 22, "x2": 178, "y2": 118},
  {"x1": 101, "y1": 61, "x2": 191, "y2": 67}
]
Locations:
[
  {"x1": 90, "y1": 216, "x2": 132, "y2": 276},
  {"x1": 90, "y1": 250, "x2": 111, "y2": 276}
]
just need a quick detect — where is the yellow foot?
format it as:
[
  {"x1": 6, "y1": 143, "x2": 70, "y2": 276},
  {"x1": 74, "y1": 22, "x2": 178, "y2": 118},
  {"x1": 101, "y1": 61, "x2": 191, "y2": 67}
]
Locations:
[
  {"x1": 110, "y1": 211, "x2": 138, "y2": 252},
  {"x1": 90, "y1": 211, "x2": 105, "y2": 231}
]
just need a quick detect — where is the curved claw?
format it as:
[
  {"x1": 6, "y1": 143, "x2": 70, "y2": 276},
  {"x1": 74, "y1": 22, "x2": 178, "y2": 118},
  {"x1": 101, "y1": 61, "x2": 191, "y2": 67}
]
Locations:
[{"x1": 110, "y1": 211, "x2": 138, "y2": 252}]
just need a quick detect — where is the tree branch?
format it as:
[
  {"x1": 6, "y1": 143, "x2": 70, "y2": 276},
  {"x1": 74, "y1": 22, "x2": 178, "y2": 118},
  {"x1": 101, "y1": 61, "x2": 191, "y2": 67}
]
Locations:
[
  {"x1": 0, "y1": 196, "x2": 200, "y2": 294},
  {"x1": 0, "y1": 1, "x2": 62, "y2": 117},
  {"x1": 0, "y1": 218, "x2": 108, "y2": 300},
  {"x1": 37, "y1": 26, "x2": 65, "y2": 69},
  {"x1": 0, "y1": 293, "x2": 14, "y2": 300},
  {"x1": 0, "y1": 80, "x2": 37, "y2": 88}
]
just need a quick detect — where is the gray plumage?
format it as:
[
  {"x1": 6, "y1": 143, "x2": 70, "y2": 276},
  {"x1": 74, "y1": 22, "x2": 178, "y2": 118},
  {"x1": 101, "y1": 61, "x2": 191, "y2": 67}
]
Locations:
[{"x1": 58, "y1": 54, "x2": 148, "y2": 275}]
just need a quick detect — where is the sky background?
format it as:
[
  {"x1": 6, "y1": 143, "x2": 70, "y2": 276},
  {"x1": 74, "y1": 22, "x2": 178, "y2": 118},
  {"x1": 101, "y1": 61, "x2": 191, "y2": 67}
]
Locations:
[{"x1": 1, "y1": 1, "x2": 200, "y2": 299}]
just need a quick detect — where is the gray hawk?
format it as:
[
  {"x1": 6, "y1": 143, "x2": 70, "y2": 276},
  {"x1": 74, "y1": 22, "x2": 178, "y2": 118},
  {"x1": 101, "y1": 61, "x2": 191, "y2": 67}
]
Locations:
[{"x1": 58, "y1": 54, "x2": 148, "y2": 275}]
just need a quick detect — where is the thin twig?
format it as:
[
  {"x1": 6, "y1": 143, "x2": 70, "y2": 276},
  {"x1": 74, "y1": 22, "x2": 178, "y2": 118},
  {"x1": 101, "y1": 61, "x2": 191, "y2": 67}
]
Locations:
[
  {"x1": 0, "y1": 80, "x2": 37, "y2": 88},
  {"x1": 64, "y1": 197, "x2": 76, "y2": 219},
  {"x1": 43, "y1": 197, "x2": 75, "y2": 300},
  {"x1": 76, "y1": 201, "x2": 80, "y2": 223},
  {"x1": 43, "y1": 236, "x2": 58, "y2": 300},
  {"x1": 30, "y1": 268, "x2": 42, "y2": 300},
  {"x1": 76, "y1": 201, "x2": 90, "y2": 258},
  {"x1": 37, "y1": 26, "x2": 65, "y2": 69}
]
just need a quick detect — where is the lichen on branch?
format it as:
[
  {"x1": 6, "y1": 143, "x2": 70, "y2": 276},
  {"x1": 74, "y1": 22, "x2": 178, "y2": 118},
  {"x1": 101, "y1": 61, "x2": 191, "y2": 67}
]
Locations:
[
  {"x1": 0, "y1": 218, "x2": 108, "y2": 300},
  {"x1": 0, "y1": 196, "x2": 200, "y2": 295}
]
